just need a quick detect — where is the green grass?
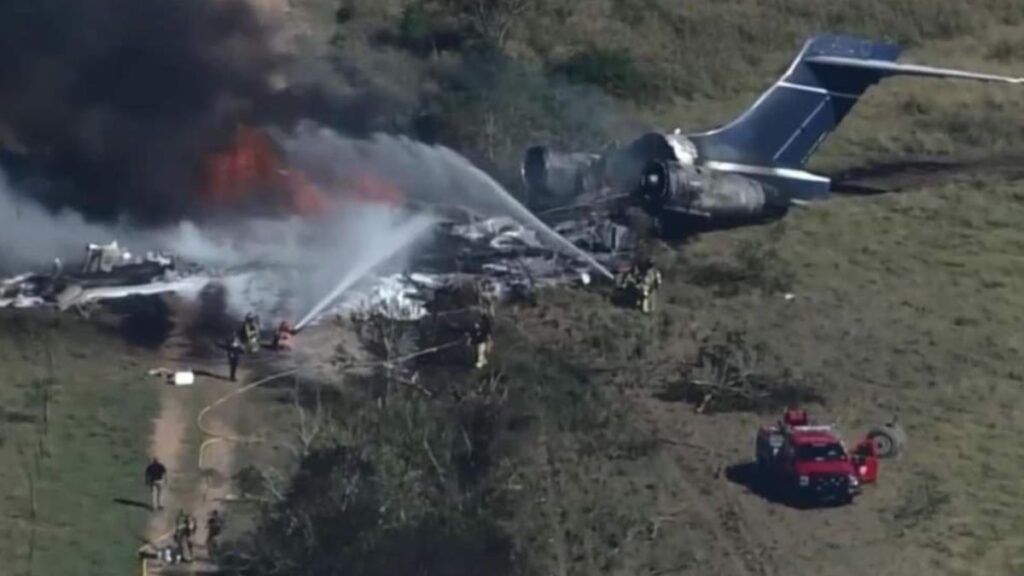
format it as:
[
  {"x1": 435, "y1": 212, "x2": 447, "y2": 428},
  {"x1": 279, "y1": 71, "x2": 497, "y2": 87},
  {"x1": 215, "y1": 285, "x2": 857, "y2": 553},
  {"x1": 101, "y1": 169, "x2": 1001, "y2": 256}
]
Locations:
[
  {"x1": 18, "y1": 2, "x2": 1017, "y2": 574},
  {"x1": 0, "y1": 311, "x2": 159, "y2": 576},
  {"x1": 653, "y1": 173, "x2": 1024, "y2": 573},
  {"x1": 310, "y1": 0, "x2": 1024, "y2": 183}
]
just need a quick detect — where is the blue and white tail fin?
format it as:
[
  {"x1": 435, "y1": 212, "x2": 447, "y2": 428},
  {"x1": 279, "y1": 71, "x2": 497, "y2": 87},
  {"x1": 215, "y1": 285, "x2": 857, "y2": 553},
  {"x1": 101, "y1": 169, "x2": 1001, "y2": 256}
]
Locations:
[{"x1": 689, "y1": 35, "x2": 1023, "y2": 199}]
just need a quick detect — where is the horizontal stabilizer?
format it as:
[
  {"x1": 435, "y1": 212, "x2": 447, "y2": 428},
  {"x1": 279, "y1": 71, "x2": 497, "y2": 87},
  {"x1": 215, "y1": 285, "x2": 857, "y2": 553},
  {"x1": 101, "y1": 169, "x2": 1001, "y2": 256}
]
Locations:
[
  {"x1": 688, "y1": 34, "x2": 1024, "y2": 199},
  {"x1": 806, "y1": 56, "x2": 1024, "y2": 84}
]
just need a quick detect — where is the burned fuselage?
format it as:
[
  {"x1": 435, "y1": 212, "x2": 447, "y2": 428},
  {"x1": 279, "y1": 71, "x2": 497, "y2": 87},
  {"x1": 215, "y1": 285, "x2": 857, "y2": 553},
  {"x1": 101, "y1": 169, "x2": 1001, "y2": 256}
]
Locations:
[
  {"x1": 524, "y1": 34, "x2": 1024, "y2": 236},
  {"x1": 524, "y1": 131, "x2": 790, "y2": 233}
]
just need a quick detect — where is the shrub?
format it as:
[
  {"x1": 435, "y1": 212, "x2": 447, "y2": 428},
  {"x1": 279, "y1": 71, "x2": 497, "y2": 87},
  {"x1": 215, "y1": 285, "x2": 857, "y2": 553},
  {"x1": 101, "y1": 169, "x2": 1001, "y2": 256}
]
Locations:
[{"x1": 554, "y1": 48, "x2": 653, "y2": 100}]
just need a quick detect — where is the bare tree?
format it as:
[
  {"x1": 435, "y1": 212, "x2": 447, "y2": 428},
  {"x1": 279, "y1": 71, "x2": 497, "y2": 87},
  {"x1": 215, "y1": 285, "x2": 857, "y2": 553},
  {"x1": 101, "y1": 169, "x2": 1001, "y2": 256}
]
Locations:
[
  {"x1": 444, "y1": 0, "x2": 534, "y2": 49},
  {"x1": 688, "y1": 330, "x2": 765, "y2": 413},
  {"x1": 18, "y1": 441, "x2": 42, "y2": 576},
  {"x1": 290, "y1": 379, "x2": 330, "y2": 458}
]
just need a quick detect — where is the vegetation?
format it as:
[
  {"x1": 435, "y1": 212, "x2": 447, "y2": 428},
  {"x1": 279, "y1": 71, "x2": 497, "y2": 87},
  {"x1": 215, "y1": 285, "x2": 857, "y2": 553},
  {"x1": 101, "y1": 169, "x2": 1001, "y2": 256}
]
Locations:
[
  {"x1": 309, "y1": 0, "x2": 1024, "y2": 189},
  {"x1": 225, "y1": 311, "x2": 652, "y2": 575},
  {"x1": 6, "y1": 1, "x2": 1024, "y2": 574},
  {"x1": 0, "y1": 311, "x2": 159, "y2": 576},
  {"x1": 217, "y1": 3, "x2": 1024, "y2": 573}
]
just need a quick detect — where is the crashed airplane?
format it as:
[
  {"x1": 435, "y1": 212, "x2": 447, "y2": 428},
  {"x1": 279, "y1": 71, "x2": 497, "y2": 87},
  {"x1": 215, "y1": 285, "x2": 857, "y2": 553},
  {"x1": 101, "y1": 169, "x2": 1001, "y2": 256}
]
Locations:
[{"x1": 523, "y1": 35, "x2": 1023, "y2": 235}]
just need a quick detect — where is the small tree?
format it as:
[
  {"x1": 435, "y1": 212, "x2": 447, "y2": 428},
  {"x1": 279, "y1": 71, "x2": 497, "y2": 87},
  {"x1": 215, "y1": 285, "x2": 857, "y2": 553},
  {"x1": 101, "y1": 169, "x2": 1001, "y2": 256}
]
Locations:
[
  {"x1": 290, "y1": 379, "x2": 331, "y2": 459},
  {"x1": 441, "y1": 0, "x2": 534, "y2": 49}
]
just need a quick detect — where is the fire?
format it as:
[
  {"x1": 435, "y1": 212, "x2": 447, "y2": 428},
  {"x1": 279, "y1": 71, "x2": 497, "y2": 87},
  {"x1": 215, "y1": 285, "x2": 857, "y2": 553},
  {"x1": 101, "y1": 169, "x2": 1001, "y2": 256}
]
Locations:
[
  {"x1": 203, "y1": 125, "x2": 325, "y2": 215},
  {"x1": 202, "y1": 126, "x2": 405, "y2": 215}
]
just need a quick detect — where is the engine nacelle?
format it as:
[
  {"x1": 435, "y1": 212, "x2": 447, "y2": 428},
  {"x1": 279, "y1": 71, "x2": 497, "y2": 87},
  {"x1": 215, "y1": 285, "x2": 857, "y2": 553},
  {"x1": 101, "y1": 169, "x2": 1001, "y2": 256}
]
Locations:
[
  {"x1": 635, "y1": 159, "x2": 782, "y2": 219},
  {"x1": 522, "y1": 133, "x2": 700, "y2": 208},
  {"x1": 521, "y1": 146, "x2": 603, "y2": 208}
]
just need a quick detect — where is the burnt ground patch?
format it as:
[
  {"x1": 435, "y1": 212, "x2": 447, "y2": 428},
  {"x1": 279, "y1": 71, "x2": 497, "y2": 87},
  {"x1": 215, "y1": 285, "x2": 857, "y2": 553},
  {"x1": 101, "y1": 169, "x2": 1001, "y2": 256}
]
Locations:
[{"x1": 102, "y1": 295, "x2": 174, "y2": 349}]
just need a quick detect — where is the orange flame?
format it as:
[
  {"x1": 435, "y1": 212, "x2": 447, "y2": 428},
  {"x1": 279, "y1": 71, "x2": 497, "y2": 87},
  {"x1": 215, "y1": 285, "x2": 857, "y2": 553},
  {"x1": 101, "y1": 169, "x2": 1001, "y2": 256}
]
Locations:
[
  {"x1": 202, "y1": 126, "x2": 327, "y2": 215},
  {"x1": 202, "y1": 126, "x2": 406, "y2": 215}
]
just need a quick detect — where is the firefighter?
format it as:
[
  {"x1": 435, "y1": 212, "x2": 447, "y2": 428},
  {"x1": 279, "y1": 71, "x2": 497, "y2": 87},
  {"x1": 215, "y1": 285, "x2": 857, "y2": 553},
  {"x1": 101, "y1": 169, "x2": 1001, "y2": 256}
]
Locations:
[
  {"x1": 206, "y1": 509, "x2": 226, "y2": 557},
  {"x1": 614, "y1": 265, "x2": 641, "y2": 310},
  {"x1": 469, "y1": 312, "x2": 493, "y2": 369},
  {"x1": 227, "y1": 336, "x2": 244, "y2": 382},
  {"x1": 241, "y1": 312, "x2": 261, "y2": 353},
  {"x1": 476, "y1": 280, "x2": 496, "y2": 317},
  {"x1": 145, "y1": 457, "x2": 167, "y2": 511},
  {"x1": 273, "y1": 320, "x2": 294, "y2": 350},
  {"x1": 638, "y1": 259, "x2": 662, "y2": 314},
  {"x1": 174, "y1": 509, "x2": 197, "y2": 562}
]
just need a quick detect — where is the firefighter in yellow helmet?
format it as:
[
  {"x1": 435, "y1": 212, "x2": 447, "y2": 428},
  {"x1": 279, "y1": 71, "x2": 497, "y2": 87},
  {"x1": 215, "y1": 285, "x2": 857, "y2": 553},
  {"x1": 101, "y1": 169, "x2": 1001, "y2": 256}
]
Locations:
[
  {"x1": 241, "y1": 312, "x2": 261, "y2": 353},
  {"x1": 638, "y1": 258, "x2": 662, "y2": 314}
]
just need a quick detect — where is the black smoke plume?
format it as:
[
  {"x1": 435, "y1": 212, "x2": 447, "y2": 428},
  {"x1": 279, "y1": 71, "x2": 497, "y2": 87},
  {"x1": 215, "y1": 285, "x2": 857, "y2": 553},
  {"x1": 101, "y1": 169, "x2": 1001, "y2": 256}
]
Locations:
[{"x1": 0, "y1": 0, "x2": 304, "y2": 223}]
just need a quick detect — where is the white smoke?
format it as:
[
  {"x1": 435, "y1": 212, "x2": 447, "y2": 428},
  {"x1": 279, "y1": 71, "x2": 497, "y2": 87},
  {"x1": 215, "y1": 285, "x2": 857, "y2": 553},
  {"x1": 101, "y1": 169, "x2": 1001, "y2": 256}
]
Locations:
[
  {"x1": 0, "y1": 169, "x2": 133, "y2": 270},
  {"x1": 0, "y1": 167, "x2": 433, "y2": 322},
  {"x1": 279, "y1": 121, "x2": 613, "y2": 278},
  {"x1": 0, "y1": 120, "x2": 608, "y2": 329}
]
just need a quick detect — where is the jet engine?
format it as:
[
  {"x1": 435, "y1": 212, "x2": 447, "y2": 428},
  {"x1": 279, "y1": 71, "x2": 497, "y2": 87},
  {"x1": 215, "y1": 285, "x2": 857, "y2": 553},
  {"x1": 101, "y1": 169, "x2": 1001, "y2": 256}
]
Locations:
[
  {"x1": 521, "y1": 146, "x2": 603, "y2": 208},
  {"x1": 635, "y1": 159, "x2": 785, "y2": 219},
  {"x1": 521, "y1": 132, "x2": 700, "y2": 209}
]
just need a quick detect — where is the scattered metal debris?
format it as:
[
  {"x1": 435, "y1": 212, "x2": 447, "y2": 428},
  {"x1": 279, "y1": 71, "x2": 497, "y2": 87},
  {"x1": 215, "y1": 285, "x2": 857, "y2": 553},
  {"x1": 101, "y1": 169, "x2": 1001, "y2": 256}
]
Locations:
[{"x1": 0, "y1": 213, "x2": 632, "y2": 324}]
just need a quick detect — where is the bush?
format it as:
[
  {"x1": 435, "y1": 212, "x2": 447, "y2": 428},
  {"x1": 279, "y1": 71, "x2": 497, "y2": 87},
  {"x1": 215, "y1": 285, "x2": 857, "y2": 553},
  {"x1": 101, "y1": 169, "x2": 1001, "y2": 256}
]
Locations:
[
  {"x1": 226, "y1": 314, "x2": 625, "y2": 576},
  {"x1": 554, "y1": 48, "x2": 653, "y2": 100},
  {"x1": 426, "y1": 53, "x2": 629, "y2": 185}
]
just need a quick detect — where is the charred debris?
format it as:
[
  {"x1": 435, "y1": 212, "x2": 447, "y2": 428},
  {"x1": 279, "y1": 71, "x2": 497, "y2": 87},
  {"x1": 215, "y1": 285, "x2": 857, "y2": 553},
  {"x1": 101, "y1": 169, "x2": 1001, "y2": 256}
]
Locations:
[{"x1": 0, "y1": 211, "x2": 637, "y2": 321}]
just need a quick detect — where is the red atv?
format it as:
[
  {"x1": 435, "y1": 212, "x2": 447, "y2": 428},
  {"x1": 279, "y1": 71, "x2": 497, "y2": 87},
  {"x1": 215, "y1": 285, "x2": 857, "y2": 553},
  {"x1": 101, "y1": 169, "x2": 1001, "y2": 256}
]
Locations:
[{"x1": 755, "y1": 409, "x2": 891, "y2": 506}]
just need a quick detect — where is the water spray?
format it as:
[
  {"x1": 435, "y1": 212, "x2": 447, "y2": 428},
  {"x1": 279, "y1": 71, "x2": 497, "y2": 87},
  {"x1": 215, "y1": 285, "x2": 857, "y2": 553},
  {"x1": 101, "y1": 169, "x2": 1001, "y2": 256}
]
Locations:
[
  {"x1": 434, "y1": 147, "x2": 614, "y2": 280},
  {"x1": 282, "y1": 126, "x2": 616, "y2": 281},
  {"x1": 293, "y1": 214, "x2": 437, "y2": 332}
]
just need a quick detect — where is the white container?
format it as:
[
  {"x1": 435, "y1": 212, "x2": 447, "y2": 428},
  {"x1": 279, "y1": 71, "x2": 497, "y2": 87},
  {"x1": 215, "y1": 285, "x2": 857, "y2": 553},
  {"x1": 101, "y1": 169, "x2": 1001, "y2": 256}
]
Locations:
[{"x1": 173, "y1": 371, "x2": 195, "y2": 386}]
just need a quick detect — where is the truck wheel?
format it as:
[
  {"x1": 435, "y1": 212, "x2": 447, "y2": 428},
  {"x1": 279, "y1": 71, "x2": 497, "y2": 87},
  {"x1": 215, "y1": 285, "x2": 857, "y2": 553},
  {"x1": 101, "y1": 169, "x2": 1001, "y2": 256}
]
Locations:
[{"x1": 867, "y1": 424, "x2": 905, "y2": 458}]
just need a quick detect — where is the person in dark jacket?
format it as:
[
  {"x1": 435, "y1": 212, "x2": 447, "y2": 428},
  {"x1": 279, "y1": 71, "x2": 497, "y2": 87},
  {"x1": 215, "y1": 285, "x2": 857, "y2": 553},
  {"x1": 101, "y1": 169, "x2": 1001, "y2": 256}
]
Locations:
[
  {"x1": 145, "y1": 457, "x2": 167, "y2": 511},
  {"x1": 227, "y1": 336, "x2": 244, "y2": 382}
]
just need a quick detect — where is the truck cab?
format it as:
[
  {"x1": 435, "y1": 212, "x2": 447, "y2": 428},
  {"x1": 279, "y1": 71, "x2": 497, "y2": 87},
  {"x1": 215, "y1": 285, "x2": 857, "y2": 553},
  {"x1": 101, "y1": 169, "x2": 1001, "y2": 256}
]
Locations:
[{"x1": 756, "y1": 410, "x2": 875, "y2": 505}]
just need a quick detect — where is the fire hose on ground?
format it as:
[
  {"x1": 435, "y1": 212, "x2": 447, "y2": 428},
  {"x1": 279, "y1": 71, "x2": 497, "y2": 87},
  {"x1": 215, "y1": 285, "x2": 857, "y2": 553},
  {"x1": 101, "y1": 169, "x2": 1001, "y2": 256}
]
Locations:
[{"x1": 138, "y1": 337, "x2": 469, "y2": 574}]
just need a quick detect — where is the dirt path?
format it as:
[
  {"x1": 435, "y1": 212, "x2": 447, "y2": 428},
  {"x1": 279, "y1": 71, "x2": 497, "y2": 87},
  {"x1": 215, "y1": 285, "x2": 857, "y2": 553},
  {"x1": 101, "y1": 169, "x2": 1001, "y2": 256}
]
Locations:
[
  {"x1": 143, "y1": 374, "x2": 242, "y2": 574},
  {"x1": 145, "y1": 387, "x2": 189, "y2": 545},
  {"x1": 141, "y1": 299, "x2": 245, "y2": 572}
]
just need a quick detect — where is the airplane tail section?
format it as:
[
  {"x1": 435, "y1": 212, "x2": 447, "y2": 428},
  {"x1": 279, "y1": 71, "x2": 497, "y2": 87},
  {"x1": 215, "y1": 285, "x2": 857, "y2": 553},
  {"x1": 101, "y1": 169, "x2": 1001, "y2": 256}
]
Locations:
[{"x1": 689, "y1": 35, "x2": 1023, "y2": 198}]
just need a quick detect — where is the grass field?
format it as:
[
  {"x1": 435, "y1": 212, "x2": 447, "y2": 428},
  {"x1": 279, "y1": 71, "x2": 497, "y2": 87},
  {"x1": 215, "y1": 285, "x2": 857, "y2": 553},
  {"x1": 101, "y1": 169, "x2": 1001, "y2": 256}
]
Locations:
[
  {"x1": 478, "y1": 167, "x2": 1024, "y2": 575},
  {"x1": 653, "y1": 172, "x2": 1024, "y2": 574},
  {"x1": 0, "y1": 310, "x2": 160, "y2": 576},
  {"x1": 4, "y1": 1, "x2": 1024, "y2": 574}
]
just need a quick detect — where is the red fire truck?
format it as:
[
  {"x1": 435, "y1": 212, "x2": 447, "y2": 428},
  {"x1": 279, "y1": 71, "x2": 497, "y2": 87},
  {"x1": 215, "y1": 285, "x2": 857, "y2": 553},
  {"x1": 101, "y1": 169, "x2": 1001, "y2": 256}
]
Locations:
[{"x1": 755, "y1": 409, "x2": 882, "y2": 505}]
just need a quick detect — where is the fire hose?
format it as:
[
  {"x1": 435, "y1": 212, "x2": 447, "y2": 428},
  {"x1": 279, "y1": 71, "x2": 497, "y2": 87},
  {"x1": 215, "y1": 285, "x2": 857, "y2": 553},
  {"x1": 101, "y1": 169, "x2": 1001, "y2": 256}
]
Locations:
[
  {"x1": 138, "y1": 368, "x2": 299, "y2": 575},
  {"x1": 139, "y1": 338, "x2": 470, "y2": 574},
  {"x1": 197, "y1": 338, "x2": 468, "y2": 472}
]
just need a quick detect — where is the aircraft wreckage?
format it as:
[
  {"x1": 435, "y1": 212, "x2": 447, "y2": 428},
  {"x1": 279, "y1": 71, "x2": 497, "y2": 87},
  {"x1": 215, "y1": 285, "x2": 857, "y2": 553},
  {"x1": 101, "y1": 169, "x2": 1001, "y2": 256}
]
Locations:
[
  {"x1": 0, "y1": 242, "x2": 207, "y2": 312},
  {"x1": 5, "y1": 34, "x2": 1019, "y2": 322},
  {"x1": 523, "y1": 34, "x2": 1024, "y2": 235},
  {"x1": 0, "y1": 216, "x2": 633, "y2": 321}
]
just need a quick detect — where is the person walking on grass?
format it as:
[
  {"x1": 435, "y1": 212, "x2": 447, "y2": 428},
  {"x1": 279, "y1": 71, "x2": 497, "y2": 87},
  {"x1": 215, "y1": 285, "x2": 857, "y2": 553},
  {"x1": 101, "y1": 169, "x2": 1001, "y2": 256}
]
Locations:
[{"x1": 145, "y1": 457, "x2": 167, "y2": 511}]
